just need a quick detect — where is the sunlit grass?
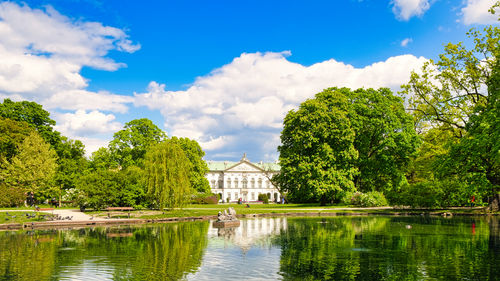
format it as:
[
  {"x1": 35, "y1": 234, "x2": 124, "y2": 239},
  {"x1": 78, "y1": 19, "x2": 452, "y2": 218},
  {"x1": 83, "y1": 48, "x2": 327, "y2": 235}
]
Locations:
[{"x1": 0, "y1": 211, "x2": 47, "y2": 224}]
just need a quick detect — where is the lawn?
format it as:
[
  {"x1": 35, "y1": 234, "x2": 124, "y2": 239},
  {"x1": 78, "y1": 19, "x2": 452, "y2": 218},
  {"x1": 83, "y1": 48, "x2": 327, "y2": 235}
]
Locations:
[{"x1": 0, "y1": 211, "x2": 49, "y2": 224}]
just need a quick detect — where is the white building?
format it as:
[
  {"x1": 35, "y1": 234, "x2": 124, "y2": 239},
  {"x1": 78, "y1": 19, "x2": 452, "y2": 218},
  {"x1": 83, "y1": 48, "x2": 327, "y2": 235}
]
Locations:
[{"x1": 206, "y1": 153, "x2": 280, "y2": 203}]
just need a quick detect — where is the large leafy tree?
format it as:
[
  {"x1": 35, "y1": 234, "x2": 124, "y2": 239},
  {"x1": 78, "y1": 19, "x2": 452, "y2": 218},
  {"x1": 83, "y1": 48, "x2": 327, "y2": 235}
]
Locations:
[
  {"x1": 169, "y1": 136, "x2": 210, "y2": 193},
  {"x1": 145, "y1": 141, "x2": 192, "y2": 210},
  {"x1": 0, "y1": 99, "x2": 61, "y2": 148},
  {"x1": 277, "y1": 89, "x2": 358, "y2": 204},
  {"x1": 1, "y1": 131, "x2": 58, "y2": 196},
  {"x1": 0, "y1": 99, "x2": 87, "y2": 193},
  {"x1": 347, "y1": 88, "x2": 419, "y2": 195},
  {"x1": 401, "y1": 20, "x2": 499, "y2": 208},
  {"x1": 278, "y1": 87, "x2": 418, "y2": 204},
  {"x1": 109, "y1": 118, "x2": 166, "y2": 168},
  {"x1": 0, "y1": 117, "x2": 32, "y2": 162}
]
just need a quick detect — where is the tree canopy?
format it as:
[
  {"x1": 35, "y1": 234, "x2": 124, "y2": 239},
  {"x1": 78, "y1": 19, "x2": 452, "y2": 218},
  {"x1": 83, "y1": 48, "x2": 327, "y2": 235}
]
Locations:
[
  {"x1": 1, "y1": 131, "x2": 58, "y2": 195},
  {"x1": 277, "y1": 87, "x2": 418, "y2": 204},
  {"x1": 277, "y1": 89, "x2": 358, "y2": 204},
  {"x1": 109, "y1": 118, "x2": 166, "y2": 168},
  {"x1": 145, "y1": 141, "x2": 192, "y2": 210},
  {"x1": 169, "y1": 136, "x2": 210, "y2": 193},
  {"x1": 401, "y1": 23, "x2": 499, "y2": 209}
]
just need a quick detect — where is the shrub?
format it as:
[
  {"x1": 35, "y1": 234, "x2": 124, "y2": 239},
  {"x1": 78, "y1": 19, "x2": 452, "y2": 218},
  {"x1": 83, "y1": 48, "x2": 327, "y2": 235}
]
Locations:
[
  {"x1": 191, "y1": 193, "x2": 218, "y2": 204},
  {"x1": 258, "y1": 193, "x2": 269, "y2": 204},
  {"x1": 0, "y1": 184, "x2": 25, "y2": 207},
  {"x1": 345, "y1": 191, "x2": 388, "y2": 207}
]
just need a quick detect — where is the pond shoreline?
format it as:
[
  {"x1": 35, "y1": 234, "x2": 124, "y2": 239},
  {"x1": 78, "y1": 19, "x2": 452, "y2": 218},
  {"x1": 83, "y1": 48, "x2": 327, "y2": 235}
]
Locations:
[{"x1": 1, "y1": 210, "x2": 498, "y2": 230}]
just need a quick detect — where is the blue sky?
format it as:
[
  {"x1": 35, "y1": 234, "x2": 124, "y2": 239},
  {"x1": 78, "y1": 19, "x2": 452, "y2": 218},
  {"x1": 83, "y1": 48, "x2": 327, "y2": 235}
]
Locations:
[{"x1": 0, "y1": 0, "x2": 497, "y2": 161}]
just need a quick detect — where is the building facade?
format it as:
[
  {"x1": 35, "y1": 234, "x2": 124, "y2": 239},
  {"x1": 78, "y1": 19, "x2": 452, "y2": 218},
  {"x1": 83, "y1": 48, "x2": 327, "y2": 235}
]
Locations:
[{"x1": 206, "y1": 154, "x2": 280, "y2": 203}]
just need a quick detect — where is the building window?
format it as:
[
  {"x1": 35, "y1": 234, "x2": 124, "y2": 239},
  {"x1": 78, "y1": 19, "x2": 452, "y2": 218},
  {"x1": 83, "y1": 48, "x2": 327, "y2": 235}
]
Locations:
[
  {"x1": 218, "y1": 180, "x2": 223, "y2": 188},
  {"x1": 258, "y1": 178, "x2": 263, "y2": 188},
  {"x1": 235, "y1": 179, "x2": 239, "y2": 188},
  {"x1": 251, "y1": 178, "x2": 255, "y2": 188},
  {"x1": 267, "y1": 180, "x2": 270, "y2": 188},
  {"x1": 211, "y1": 180, "x2": 216, "y2": 188},
  {"x1": 227, "y1": 179, "x2": 231, "y2": 188},
  {"x1": 243, "y1": 179, "x2": 247, "y2": 188},
  {"x1": 251, "y1": 192, "x2": 255, "y2": 200},
  {"x1": 235, "y1": 193, "x2": 238, "y2": 200}
]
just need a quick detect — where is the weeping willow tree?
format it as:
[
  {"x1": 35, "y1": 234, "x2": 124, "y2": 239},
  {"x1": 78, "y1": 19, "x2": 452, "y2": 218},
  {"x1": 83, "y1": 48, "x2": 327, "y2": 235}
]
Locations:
[{"x1": 145, "y1": 141, "x2": 192, "y2": 210}]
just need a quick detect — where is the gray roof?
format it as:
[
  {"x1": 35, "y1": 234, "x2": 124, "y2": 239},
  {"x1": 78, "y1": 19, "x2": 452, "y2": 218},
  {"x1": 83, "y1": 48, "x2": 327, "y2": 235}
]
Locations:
[{"x1": 206, "y1": 160, "x2": 280, "y2": 172}]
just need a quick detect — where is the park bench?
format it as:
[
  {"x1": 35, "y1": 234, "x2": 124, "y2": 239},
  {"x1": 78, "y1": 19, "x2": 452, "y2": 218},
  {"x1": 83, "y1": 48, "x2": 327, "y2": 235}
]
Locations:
[
  {"x1": 34, "y1": 207, "x2": 54, "y2": 219},
  {"x1": 105, "y1": 207, "x2": 134, "y2": 218}
]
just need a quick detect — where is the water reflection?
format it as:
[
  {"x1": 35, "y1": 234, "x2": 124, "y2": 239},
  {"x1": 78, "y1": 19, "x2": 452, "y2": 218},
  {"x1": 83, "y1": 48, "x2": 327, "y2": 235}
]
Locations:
[
  {"x1": 0, "y1": 216, "x2": 499, "y2": 280},
  {"x1": 211, "y1": 217, "x2": 287, "y2": 251},
  {"x1": 0, "y1": 222, "x2": 209, "y2": 281},
  {"x1": 274, "y1": 216, "x2": 500, "y2": 280}
]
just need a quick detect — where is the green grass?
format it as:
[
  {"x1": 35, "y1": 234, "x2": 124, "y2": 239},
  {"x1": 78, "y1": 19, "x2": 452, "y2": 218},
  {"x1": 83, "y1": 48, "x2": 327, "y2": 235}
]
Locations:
[{"x1": 0, "y1": 211, "x2": 49, "y2": 224}]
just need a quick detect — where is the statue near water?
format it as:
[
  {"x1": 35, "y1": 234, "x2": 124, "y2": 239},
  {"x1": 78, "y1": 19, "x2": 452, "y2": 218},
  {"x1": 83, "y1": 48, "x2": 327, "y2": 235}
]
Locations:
[{"x1": 213, "y1": 207, "x2": 240, "y2": 228}]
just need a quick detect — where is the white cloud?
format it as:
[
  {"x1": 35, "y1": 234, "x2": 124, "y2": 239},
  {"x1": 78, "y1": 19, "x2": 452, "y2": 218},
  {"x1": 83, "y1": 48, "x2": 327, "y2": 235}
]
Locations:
[
  {"x1": 401, "y1": 38, "x2": 413, "y2": 47},
  {"x1": 54, "y1": 110, "x2": 122, "y2": 136},
  {"x1": 0, "y1": 2, "x2": 139, "y2": 154},
  {"x1": 42, "y1": 90, "x2": 134, "y2": 113},
  {"x1": 391, "y1": 0, "x2": 431, "y2": 21},
  {"x1": 462, "y1": 0, "x2": 499, "y2": 24},
  {"x1": 134, "y1": 52, "x2": 427, "y2": 161}
]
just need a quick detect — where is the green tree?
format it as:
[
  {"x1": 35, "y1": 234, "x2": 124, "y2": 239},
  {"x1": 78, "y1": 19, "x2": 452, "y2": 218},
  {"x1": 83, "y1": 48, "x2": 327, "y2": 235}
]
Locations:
[
  {"x1": 277, "y1": 89, "x2": 358, "y2": 204},
  {"x1": 145, "y1": 141, "x2": 192, "y2": 210},
  {"x1": 54, "y1": 137, "x2": 87, "y2": 191},
  {"x1": 109, "y1": 118, "x2": 166, "y2": 168},
  {"x1": 401, "y1": 22, "x2": 499, "y2": 208},
  {"x1": 347, "y1": 88, "x2": 419, "y2": 196},
  {"x1": 278, "y1": 87, "x2": 417, "y2": 204},
  {"x1": 0, "y1": 117, "x2": 32, "y2": 162},
  {"x1": 169, "y1": 136, "x2": 210, "y2": 193},
  {"x1": 1, "y1": 131, "x2": 58, "y2": 196},
  {"x1": 88, "y1": 147, "x2": 119, "y2": 171},
  {"x1": 75, "y1": 169, "x2": 146, "y2": 210},
  {"x1": 0, "y1": 99, "x2": 61, "y2": 148},
  {"x1": 0, "y1": 99, "x2": 88, "y2": 195}
]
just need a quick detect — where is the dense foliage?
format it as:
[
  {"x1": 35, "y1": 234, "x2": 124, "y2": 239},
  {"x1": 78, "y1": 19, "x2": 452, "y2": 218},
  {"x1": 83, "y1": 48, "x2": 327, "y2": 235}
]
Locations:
[
  {"x1": 278, "y1": 87, "x2": 417, "y2": 204},
  {"x1": 401, "y1": 24, "x2": 499, "y2": 209},
  {"x1": 145, "y1": 141, "x2": 192, "y2": 210},
  {"x1": 277, "y1": 89, "x2": 358, "y2": 204},
  {"x1": 109, "y1": 118, "x2": 166, "y2": 168}
]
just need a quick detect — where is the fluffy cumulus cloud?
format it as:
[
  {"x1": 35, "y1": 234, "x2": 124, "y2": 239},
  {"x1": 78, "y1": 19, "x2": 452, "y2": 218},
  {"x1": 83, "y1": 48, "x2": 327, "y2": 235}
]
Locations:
[
  {"x1": 54, "y1": 110, "x2": 122, "y2": 136},
  {"x1": 391, "y1": 0, "x2": 431, "y2": 21},
  {"x1": 0, "y1": 2, "x2": 139, "y2": 153},
  {"x1": 462, "y1": 0, "x2": 499, "y2": 25},
  {"x1": 134, "y1": 52, "x2": 427, "y2": 161}
]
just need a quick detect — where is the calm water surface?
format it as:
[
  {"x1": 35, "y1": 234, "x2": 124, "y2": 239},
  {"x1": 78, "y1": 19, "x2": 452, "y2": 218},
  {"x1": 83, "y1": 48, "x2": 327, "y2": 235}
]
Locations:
[{"x1": 0, "y1": 216, "x2": 499, "y2": 280}]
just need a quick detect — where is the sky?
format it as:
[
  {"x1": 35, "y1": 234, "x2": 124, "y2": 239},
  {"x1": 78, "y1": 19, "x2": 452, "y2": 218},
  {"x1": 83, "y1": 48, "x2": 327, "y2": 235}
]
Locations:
[{"x1": 0, "y1": 0, "x2": 498, "y2": 162}]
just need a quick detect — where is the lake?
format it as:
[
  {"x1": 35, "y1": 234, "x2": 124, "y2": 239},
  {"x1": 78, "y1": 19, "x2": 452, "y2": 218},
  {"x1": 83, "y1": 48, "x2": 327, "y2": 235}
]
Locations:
[{"x1": 1, "y1": 216, "x2": 499, "y2": 280}]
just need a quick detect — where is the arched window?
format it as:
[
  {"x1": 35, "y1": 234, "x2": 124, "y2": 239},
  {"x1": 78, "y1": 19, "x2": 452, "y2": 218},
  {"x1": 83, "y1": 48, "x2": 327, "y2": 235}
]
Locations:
[{"x1": 242, "y1": 178, "x2": 247, "y2": 188}]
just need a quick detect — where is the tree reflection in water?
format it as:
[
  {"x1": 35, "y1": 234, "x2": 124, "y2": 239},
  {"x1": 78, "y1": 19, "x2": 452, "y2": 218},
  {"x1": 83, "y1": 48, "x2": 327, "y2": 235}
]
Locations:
[
  {"x1": 0, "y1": 222, "x2": 209, "y2": 281},
  {"x1": 273, "y1": 216, "x2": 500, "y2": 281},
  {"x1": 0, "y1": 217, "x2": 499, "y2": 280}
]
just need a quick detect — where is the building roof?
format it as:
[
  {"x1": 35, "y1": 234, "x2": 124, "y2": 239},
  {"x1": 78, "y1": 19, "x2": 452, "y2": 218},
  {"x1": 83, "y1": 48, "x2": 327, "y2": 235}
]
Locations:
[{"x1": 206, "y1": 154, "x2": 280, "y2": 172}]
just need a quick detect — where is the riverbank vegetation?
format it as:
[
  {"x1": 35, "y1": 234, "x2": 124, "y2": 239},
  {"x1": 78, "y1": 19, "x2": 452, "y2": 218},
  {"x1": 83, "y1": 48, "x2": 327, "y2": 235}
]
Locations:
[{"x1": 277, "y1": 16, "x2": 499, "y2": 210}]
